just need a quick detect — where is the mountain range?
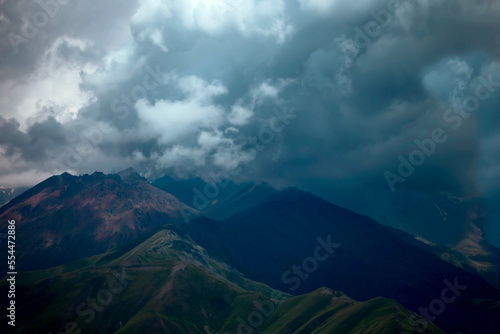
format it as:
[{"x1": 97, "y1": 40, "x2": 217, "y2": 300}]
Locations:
[
  {"x1": 183, "y1": 190, "x2": 499, "y2": 334},
  {"x1": 0, "y1": 168, "x2": 195, "y2": 272},
  {"x1": 0, "y1": 169, "x2": 498, "y2": 333},
  {"x1": 3, "y1": 224, "x2": 445, "y2": 334},
  {"x1": 0, "y1": 187, "x2": 28, "y2": 207}
]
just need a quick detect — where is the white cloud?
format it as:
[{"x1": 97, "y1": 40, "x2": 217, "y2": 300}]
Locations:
[
  {"x1": 298, "y1": 0, "x2": 374, "y2": 15},
  {"x1": 131, "y1": 0, "x2": 294, "y2": 45},
  {"x1": 136, "y1": 75, "x2": 227, "y2": 144},
  {"x1": 228, "y1": 105, "x2": 253, "y2": 125},
  {"x1": 422, "y1": 57, "x2": 474, "y2": 104},
  {"x1": 1, "y1": 37, "x2": 97, "y2": 129},
  {"x1": 298, "y1": 0, "x2": 339, "y2": 13}
]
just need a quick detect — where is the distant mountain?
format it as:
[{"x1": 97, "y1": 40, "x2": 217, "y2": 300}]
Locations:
[
  {"x1": 185, "y1": 189, "x2": 500, "y2": 334},
  {"x1": 351, "y1": 190, "x2": 489, "y2": 244},
  {"x1": 2, "y1": 171, "x2": 496, "y2": 333},
  {"x1": 0, "y1": 168, "x2": 196, "y2": 271},
  {"x1": 152, "y1": 175, "x2": 317, "y2": 221},
  {"x1": 0, "y1": 225, "x2": 444, "y2": 334},
  {"x1": 152, "y1": 175, "x2": 279, "y2": 221},
  {"x1": 429, "y1": 229, "x2": 500, "y2": 288},
  {"x1": 154, "y1": 177, "x2": 499, "y2": 287},
  {"x1": 0, "y1": 186, "x2": 29, "y2": 207},
  {"x1": 152, "y1": 175, "x2": 212, "y2": 207},
  {"x1": 334, "y1": 188, "x2": 500, "y2": 287}
]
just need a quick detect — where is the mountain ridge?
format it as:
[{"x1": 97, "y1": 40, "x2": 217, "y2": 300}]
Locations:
[
  {"x1": 0, "y1": 169, "x2": 196, "y2": 272},
  {"x1": 185, "y1": 192, "x2": 500, "y2": 334},
  {"x1": 0, "y1": 225, "x2": 445, "y2": 334}
]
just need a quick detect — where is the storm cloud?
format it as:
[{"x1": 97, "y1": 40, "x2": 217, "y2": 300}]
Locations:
[{"x1": 1, "y1": 0, "x2": 500, "y2": 242}]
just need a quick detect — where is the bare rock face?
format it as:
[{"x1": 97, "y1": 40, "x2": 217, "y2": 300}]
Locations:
[{"x1": 0, "y1": 168, "x2": 196, "y2": 271}]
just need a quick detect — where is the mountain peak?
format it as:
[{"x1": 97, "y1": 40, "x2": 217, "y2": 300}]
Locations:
[
  {"x1": 117, "y1": 167, "x2": 147, "y2": 183},
  {"x1": 0, "y1": 168, "x2": 196, "y2": 271}
]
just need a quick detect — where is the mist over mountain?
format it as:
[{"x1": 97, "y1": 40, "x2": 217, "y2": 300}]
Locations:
[
  {"x1": 154, "y1": 174, "x2": 500, "y2": 277},
  {"x1": 1, "y1": 0, "x2": 500, "y2": 332},
  {"x1": 0, "y1": 169, "x2": 497, "y2": 333},
  {"x1": 1, "y1": 0, "x2": 500, "y2": 244},
  {"x1": 184, "y1": 188, "x2": 499, "y2": 334}
]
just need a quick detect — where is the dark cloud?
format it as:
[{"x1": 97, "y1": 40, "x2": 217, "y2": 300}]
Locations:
[
  {"x1": 1, "y1": 0, "x2": 500, "y2": 243},
  {"x1": 0, "y1": 115, "x2": 67, "y2": 162}
]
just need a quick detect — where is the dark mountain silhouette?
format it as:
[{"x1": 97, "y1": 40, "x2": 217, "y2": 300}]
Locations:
[
  {"x1": 154, "y1": 176, "x2": 500, "y2": 287},
  {"x1": 152, "y1": 175, "x2": 279, "y2": 221},
  {"x1": 185, "y1": 189, "x2": 500, "y2": 334},
  {"x1": 0, "y1": 170, "x2": 497, "y2": 333},
  {"x1": 0, "y1": 225, "x2": 444, "y2": 334},
  {"x1": 0, "y1": 186, "x2": 29, "y2": 207},
  {"x1": 0, "y1": 168, "x2": 196, "y2": 271}
]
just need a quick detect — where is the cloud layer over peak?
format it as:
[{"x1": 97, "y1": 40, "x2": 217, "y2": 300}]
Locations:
[{"x1": 1, "y1": 0, "x2": 500, "y2": 242}]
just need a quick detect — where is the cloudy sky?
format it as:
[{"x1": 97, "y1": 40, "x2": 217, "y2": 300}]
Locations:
[{"x1": 1, "y1": 0, "x2": 500, "y2": 241}]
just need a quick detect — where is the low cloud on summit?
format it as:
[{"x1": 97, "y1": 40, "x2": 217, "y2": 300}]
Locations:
[{"x1": 1, "y1": 0, "x2": 500, "y2": 241}]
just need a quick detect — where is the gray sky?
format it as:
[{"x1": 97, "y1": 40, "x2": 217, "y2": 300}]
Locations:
[{"x1": 0, "y1": 0, "x2": 500, "y2": 241}]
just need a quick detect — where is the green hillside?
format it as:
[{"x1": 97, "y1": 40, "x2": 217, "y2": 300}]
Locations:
[{"x1": 1, "y1": 226, "x2": 444, "y2": 334}]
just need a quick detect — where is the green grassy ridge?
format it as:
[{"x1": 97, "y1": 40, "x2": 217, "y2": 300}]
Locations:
[
  {"x1": 1, "y1": 227, "x2": 282, "y2": 333},
  {"x1": 115, "y1": 266, "x2": 276, "y2": 333},
  {"x1": 102, "y1": 227, "x2": 283, "y2": 299},
  {"x1": 261, "y1": 290, "x2": 445, "y2": 334},
  {"x1": 2, "y1": 228, "x2": 444, "y2": 334}
]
